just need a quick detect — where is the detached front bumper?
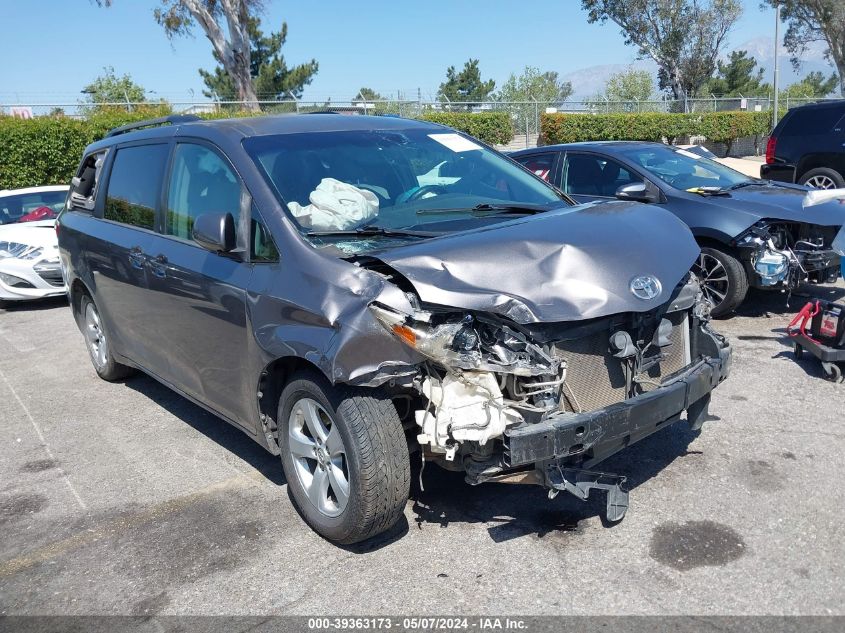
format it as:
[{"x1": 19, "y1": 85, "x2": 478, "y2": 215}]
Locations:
[{"x1": 503, "y1": 343, "x2": 732, "y2": 469}]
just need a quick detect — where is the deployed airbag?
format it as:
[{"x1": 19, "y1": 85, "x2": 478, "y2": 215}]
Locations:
[{"x1": 288, "y1": 178, "x2": 379, "y2": 231}]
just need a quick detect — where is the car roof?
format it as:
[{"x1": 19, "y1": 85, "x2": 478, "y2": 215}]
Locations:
[
  {"x1": 0, "y1": 184, "x2": 70, "y2": 197},
  {"x1": 785, "y1": 100, "x2": 845, "y2": 112},
  {"x1": 85, "y1": 113, "x2": 447, "y2": 153},
  {"x1": 511, "y1": 141, "x2": 665, "y2": 156}
]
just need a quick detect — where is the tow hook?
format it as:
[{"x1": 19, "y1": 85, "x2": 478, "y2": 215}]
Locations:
[{"x1": 547, "y1": 466, "x2": 629, "y2": 522}]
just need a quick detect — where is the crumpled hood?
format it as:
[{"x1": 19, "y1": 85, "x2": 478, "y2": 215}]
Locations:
[
  {"x1": 372, "y1": 201, "x2": 699, "y2": 324},
  {"x1": 688, "y1": 182, "x2": 845, "y2": 230}
]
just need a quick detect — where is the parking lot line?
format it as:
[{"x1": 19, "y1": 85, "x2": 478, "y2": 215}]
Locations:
[{"x1": 0, "y1": 366, "x2": 87, "y2": 510}]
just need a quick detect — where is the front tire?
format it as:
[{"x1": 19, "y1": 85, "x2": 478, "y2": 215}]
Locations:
[
  {"x1": 692, "y1": 247, "x2": 748, "y2": 318},
  {"x1": 278, "y1": 372, "x2": 410, "y2": 544},
  {"x1": 80, "y1": 294, "x2": 133, "y2": 381},
  {"x1": 799, "y1": 167, "x2": 845, "y2": 190}
]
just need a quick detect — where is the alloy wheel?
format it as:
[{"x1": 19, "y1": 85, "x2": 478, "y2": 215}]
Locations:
[
  {"x1": 805, "y1": 174, "x2": 838, "y2": 190},
  {"x1": 84, "y1": 302, "x2": 108, "y2": 370},
  {"x1": 288, "y1": 398, "x2": 350, "y2": 518},
  {"x1": 692, "y1": 252, "x2": 729, "y2": 309}
]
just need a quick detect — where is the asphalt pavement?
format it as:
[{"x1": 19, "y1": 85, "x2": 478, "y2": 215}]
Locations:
[{"x1": 1, "y1": 282, "x2": 844, "y2": 616}]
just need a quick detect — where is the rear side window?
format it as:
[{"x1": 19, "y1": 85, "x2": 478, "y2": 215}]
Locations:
[
  {"x1": 780, "y1": 106, "x2": 845, "y2": 136},
  {"x1": 104, "y1": 144, "x2": 169, "y2": 230},
  {"x1": 514, "y1": 153, "x2": 556, "y2": 183},
  {"x1": 69, "y1": 150, "x2": 107, "y2": 212},
  {"x1": 165, "y1": 143, "x2": 242, "y2": 241}
]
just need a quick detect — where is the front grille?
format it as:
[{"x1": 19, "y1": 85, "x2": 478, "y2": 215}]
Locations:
[{"x1": 554, "y1": 311, "x2": 690, "y2": 412}]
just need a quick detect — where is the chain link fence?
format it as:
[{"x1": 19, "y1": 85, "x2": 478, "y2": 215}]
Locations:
[
  {"x1": 3, "y1": 95, "x2": 840, "y2": 117},
  {"x1": 2, "y1": 96, "x2": 840, "y2": 153}
]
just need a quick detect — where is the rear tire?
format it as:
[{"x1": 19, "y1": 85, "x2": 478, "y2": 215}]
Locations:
[
  {"x1": 278, "y1": 371, "x2": 410, "y2": 544},
  {"x1": 79, "y1": 294, "x2": 133, "y2": 381},
  {"x1": 692, "y1": 247, "x2": 748, "y2": 318},
  {"x1": 799, "y1": 167, "x2": 845, "y2": 190}
]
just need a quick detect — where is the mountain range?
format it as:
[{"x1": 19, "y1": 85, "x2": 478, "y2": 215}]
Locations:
[{"x1": 562, "y1": 37, "x2": 836, "y2": 99}]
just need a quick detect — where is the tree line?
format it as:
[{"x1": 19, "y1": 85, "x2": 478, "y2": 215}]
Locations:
[{"x1": 83, "y1": 0, "x2": 842, "y2": 112}]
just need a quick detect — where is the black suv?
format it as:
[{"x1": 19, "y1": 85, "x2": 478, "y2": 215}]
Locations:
[
  {"x1": 762, "y1": 100, "x2": 845, "y2": 189},
  {"x1": 58, "y1": 114, "x2": 730, "y2": 544}
]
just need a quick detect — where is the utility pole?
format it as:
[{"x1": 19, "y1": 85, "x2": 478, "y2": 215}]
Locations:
[{"x1": 772, "y1": 3, "x2": 781, "y2": 128}]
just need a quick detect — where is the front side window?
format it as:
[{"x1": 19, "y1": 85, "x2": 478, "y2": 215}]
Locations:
[
  {"x1": 166, "y1": 144, "x2": 242, "y2": 241},
  {"x1": 564, "y1": 154, "x2": 642, "y2": 197},
  {"x1": 104, "y1": 144, "x2": 169, "y2": 230},
  {"x1": 251, "y1": 218, "x2": 279, "y2": 262},
  {"x1": 244, "y1": 129, "x2": 565, "y2": 243},
  {"x1": 620, "y1": 145, "x2": 750, "y2": 191}
]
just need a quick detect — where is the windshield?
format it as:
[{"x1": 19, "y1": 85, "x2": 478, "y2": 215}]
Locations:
[
  {"x1": 620, "y1": 145, "x2": 752, "y2": 191},
  {"x1": 244, "y1": 128, "x2": 566, "y2": 246},
  {"x1": 0, "y1": 190, "x2": 67, "y2": 225}
]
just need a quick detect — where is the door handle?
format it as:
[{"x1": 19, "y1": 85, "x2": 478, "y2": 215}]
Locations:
[
  {"x1": 128, "y1": 247, "x2": 146, "y2": 270},
  {"x1": 149, "y1": 254, "x2": 168, "y2": 278}
]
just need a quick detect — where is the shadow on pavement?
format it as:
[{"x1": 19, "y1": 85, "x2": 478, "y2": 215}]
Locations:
[
  {"x1": 0, "y1": 296, "x2": 68, "y2": 312},
  {"x1": 732, "y1": 284, "x2": 845, "y2": 320},
  {"x1": 122, "y1": 373, "x2": 286, "y2": 486},
  {"x1": 410, "y1": 422, "x2": 702, "y2": 542},
  {"x1": 121, "y1": 368, "x2": 702, "y2": 549}
]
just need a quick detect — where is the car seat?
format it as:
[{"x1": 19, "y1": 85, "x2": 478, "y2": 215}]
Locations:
[{"x1": 567, "y1": 156, "x2": 603, "y2": 196}]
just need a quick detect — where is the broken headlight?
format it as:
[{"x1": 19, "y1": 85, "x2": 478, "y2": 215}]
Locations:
[
  {"x1": 369, "y1": 304, "x2": 558, "y2": 376},
  {"x1": 754, "y1": 250, "x2": 789, "y2": 285}
]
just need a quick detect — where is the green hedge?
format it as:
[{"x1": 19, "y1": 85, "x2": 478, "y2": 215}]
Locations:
[
  {"x1": 1, "y1": 107, "x2": 515, "y2": 190},
  {"x1": 0, "y1": 106, "x2": 172, "y2": 190},
  {"x1": 540, "y1": 110, "x2": 773, "y2": 152},
  {"x1": 419, "y1": 111, "x2": 514, "y2": 146}
]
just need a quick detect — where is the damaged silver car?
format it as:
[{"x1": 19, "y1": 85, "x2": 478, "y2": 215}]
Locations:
[{"x1": 59, "y1": 114, "x2": 731, "y2": 544}]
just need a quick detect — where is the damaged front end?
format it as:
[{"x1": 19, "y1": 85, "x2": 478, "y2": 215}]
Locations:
[
  {"x1": 736, "y1": 220, "x2": 844, "y2": 289},
  {"x1": 369, "y1": 273, "x2": 731, "y2": 522}
]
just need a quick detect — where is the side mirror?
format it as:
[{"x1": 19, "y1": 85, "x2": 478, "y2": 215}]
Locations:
[
  {"x1": 192, "y1": 212, "x2": 236, "y2": 253},
  {"x1": 615, "y1": 181, "x2": 659, "y2": 204}
]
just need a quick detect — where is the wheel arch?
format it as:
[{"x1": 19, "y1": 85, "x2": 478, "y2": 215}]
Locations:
[
  {"x1": 256, "y1": 355, "x2": 329, "y2": 454},
  {"x1": 797, "y1": 155, "x2": 845, "y2": 181},
  {"x1": 69, "y1": 278, "x2": 94, "y2": 327}
]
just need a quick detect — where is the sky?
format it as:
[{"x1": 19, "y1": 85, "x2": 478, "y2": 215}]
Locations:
[{"x1": 0, "y1": 0, "x2": 798, "y2": 106}]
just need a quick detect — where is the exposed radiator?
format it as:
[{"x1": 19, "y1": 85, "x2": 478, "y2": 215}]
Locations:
[{"x1": 554, "y1": 311, "x2": 690, "y2": 413}]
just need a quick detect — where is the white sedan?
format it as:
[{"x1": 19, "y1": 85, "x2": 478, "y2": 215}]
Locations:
[{"x1": 0, "y1": 186, "x2": 69, "y2": 306}]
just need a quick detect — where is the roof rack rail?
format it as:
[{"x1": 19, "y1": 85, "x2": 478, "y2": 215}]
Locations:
[{"x1": 105, "y1": 115, "x2": 201, "y2": 138}]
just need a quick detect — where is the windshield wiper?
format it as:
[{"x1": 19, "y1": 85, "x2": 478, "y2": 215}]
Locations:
[
  {"x1": 306, "y1": 225, "x2": 438, "y2": 238},
  {"x1": 726, "y1": 180, "x2": 764, "y2": 190},
  {"x1": 417, "y1": 203, "x2": 548, "y2": 216}
]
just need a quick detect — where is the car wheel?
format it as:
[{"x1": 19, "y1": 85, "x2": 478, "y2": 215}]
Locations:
[
  {"x1": 799, "y1": 168, "x2": 845, "y2": 190},
  {"x1": 80, "y1": 294, "x2": 133, "y2": 381},
  {"x1": 692, "y1": 247, "x2": 748, "y2": 318},
  {"x1": 278, "y1": 372, "x2": 410, "y2": 544}
]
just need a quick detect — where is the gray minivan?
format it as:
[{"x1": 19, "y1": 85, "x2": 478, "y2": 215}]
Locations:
[{"x1": 58, "y1": 114, "x2": 731, "y2": 544}]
